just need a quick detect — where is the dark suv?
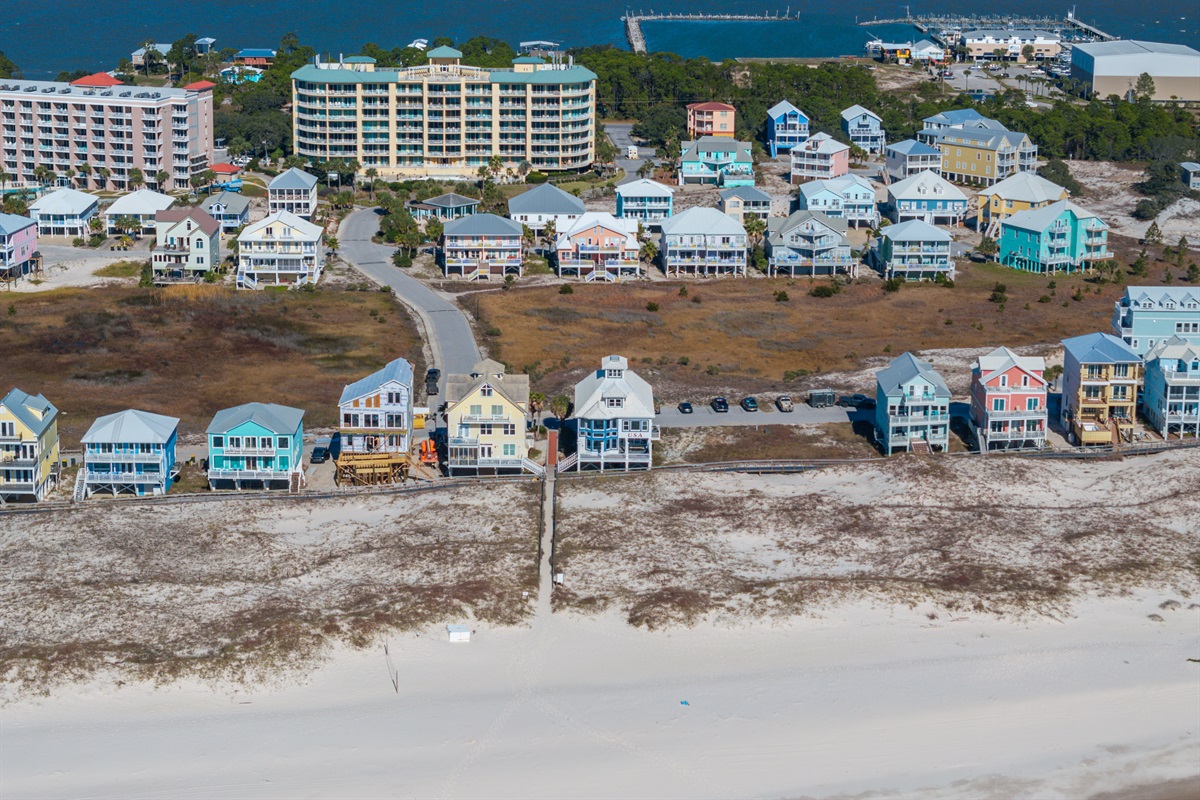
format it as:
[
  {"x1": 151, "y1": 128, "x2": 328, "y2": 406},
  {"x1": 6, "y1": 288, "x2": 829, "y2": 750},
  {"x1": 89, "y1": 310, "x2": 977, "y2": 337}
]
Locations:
[{"x1": 711, "y1": 396, "x2": 730, "y2": 413}]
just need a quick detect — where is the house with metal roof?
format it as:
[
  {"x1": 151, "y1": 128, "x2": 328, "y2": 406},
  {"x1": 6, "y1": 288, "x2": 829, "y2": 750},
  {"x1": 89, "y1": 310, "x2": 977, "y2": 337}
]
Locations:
[
  {"x1": 152, "y1": 207, "x2": 221, "y2": 283},
  {"x1": 790, "y1": 133, "x2": 850, "y2": 183},
  {"x1": 201, "y1": 191, "x2": 251, "y2": 232},
  {"x1": 998, "y1": 200, "x2": 1109, "y2": 274},
  {"x1": 507, "y1": 183, "x2": 584, "y2": 234},
  {"x1": 660, "y1": 207, "x2": 747, "y2": 277},
  {"x1": 569, "y1": 355, "x2": 658, "y2": 472},
  {"x1": 910, "y1": 39, "x2": 945, "y2": 62},
  {"x1": 840, "y1": 105, "x2": 885, "y2": 154},
  {"x1": 268, "y1": 168, "x2": 319, "y2": 219},
  {"x1": 336, "y1": 357, "x2": 414, "y2": 486},
  {"x1": 885, "y1": 139, "x2": 941, "y2": 183},
  {"x1": 795, "y1": 175, "x2": 878, "y2": 228},
  {"x1": 206, "y1": 402, "x2": 306, "y2": 490},
  {"x1": 766, "y1": 101, "x2": 810, "y2": 158},
  {"x1": 874, "y1": 353, "x2": 952, "y2": 454},
  {"x1": 554, "y1": 212, "x2": 640, "y2": 281},
  {"x1": 766, "y1": 210, "x2": 854, "y2": 278},
  {"x1": 718, "y1": 186, "x2": 772, "y2": 224},
  {"x1": 0, "y1": 213, "x2": 37, "y2": 280},
  {"x1": 236, "y1": 48, "x2": 277, "y2": 67},
  {"x1": 970, "y1": 347, "x2": 1048, "y2": 452},
  {"x1": 442, "y1": 359, "x2": 535, "y2": 476},
  {"x1": 678, "y1": 137, "x2": 754, "y2": 187},
  {"x1": 885, "y1": 170, "x2": 968, "y2": 225},
  {"x1": 934, "y1": 127, "x2": 1038, "y2": 186},
  {"x1": 28, "y1": 189, "x2": 98, "y2": 238},
  {"x1": 686, "y1": 102, "x2": 736, "y2": 139},
  {"x1": 81, "y1": 409, "x2": 179, "y2": 498},
  {"x1": 406, "y1": 193, "x2": 479, "y2": 222},
  {"x1": 442, "y1": 213, "x2": 524, "y2": 280},
  {"x1": 1111, "y1": 287, "x2": 1200, "y2": 355},
  {"x1": 1181, "y1": 162, "x2": 1200, "y2": 190},
  {"x1": 976, "y1": 172, "x2": 1069, "y2": 235},
  {"x1": 615, "y1": 179, "x2": 673, "y2": 227},
  {"x1": 236, "y1": 210, "x2": 324, "y2": 289},
  {"x1": 961, "y1": 29, "x2": 1061, "y2": 62},
  {"x1": 1071, "y1": 40, "x2": 1200, "y2": 102},
  {"x1": 1142, "y1": 337, "x2": 1200, "y2": 440},
  {"x1": 0, "y1": 387, "x2": 60, "y2": 502},
  {"x1": 870, "y1": 219, "x2": 954, "y2": 282},
  {"x1": 104, "y1": 189, "x2": 176, "y2": 235},
  {"x1": 1061, "y1": 332, "x2": 1142, "y2": 445}
]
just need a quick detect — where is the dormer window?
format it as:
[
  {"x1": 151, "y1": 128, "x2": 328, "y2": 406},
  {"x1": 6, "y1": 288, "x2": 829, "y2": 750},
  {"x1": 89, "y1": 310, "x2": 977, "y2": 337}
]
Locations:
[
  {"x1": 605, "y1": 397, "x2": 624, "y2": 408},
  {"x1": 605, "y1": 369, "x2": 622, "y2": 378}
]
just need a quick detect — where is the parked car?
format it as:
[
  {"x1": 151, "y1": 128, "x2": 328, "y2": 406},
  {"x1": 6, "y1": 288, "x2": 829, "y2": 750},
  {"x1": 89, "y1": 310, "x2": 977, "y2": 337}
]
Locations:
[
  {"x1": 838, "y1": 393, "x2": 876, "y2": 409},
  {"x1": 711, "y1": 396, "x2": 729, "y2": 413},
  {"x1": 776, "y1": 396, "x2": 794, "y2": 412},
  {"x1": 425, "y1": 368, "x2": 441, "y2": 383},
  {"x1": 740, "y1": 397, "x2": 759, "y2": 412},
  {"x1": 678, "y1": 401, "x2": 694, "y2": 414},
  {"x1": 310, "y1": 446, "x2": 330, "y2": 464}
]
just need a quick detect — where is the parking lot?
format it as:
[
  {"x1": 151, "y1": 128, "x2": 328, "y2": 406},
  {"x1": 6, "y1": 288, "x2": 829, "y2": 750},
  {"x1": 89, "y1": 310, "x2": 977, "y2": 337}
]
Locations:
[{"x1": 655, "y1": 397, "x2": 870, "y2": 429}]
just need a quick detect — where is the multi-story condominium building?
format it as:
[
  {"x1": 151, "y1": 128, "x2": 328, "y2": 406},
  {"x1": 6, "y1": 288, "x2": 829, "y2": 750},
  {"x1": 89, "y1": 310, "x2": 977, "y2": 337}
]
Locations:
[
  {"x1": 1142, "y1": 337, "x2": 1200, "y2": 440},
  {"x1": 443, "y1": 359, "x2": 533, "y2": 476},
  {"x1": 614, "y1": 179, "x2": 673, "y2": 227},
  {"x1": 200, "y1": 190, "x2": 251, "y2": 232},
  {"x1": 660, "y1": 207, "x2": 747, "y2": 277},
  {"x1": 0, "y1": 75, "x2": 214, "y2": 191},
  {"x1": 151, "y1": 207, "x2": 220, "y2": 283},
  {"x1": 840, "y1": 105, "x2": 885, "y2": 154},
  {"x1": 507, "y1": 182, "x2": 584, "y2": 233},
  {"x1": 1181, "y1": 162, "x2": 1200, "y2": 190},
  {"x1": 442, "y1": 213, "x2": 524, "y2": 280},
  {"x1": 718, "y1": 186, "x2": 771, "y2": 223},
  {"x1": 554, "y1": 212, "x2": 640, "y2": 281},
  {"x1": 765, "y1": 100, "x2": 809, "y2": 157},
  {"x1": 291, "y1": 49, "x2": 596, "y2": 179},
  {"x1": 267, "y1": 167, "x2": 319, "y2": 219},
  {"x1": 236, "y1": 210, "x2": 324, "y2": 289},
  {"x1": 80, "y1": 409, "x2": 179, "y2": 498},
  {"x1": 885, "y1": 170, "x2": 968, "y2": 225},
  {"x1": 870, "y1": 219, "x2": 954, "y2": 282},
  {"x1": 1111, "y1": 287, "x2": 1200, "y2": 355},
  {"x1": 336, "y1": 357, "x2": 413, "y2": 486},
  {"x1": 206, "y1": 402, "x2": 306, "y2": 491},
  {"x1": 679, "y1": 136, "x2": 754, "y2": 187},
  {"x1": 1071, "y1": 40, "x2": 1200, "y2": 103},
  {"x1": 406, "y1": 192, "x2": 479, "y2": 221},
  {"x1": 795, "y1": 174, "x2": 879, "y2": 228},
  {"x1": 571, "y1": 355, "x2": 659, "y2": 472},
  {"x1": 999, "y1": 200, "x2": 1109, "y2": 274},
  {"x1": 969, "y1": 347, "x2": 1048, "y2": 451},
  {"x1": 884, "y1": 139, "x2": 941, "y2": 182},
  {"x1": 766, "y1": 210, "x2": 855, "y2": 278},
  {"x1": 686, "y1": 101, "x2": 736, "y2": 139},
  {"x1": 28, "y1": 188, "x2": 97, "y2": 237},
  {"x1": 874, "y1": 353, "x2": 952, "y2": 454},
  {"x1": 1061, "y1": 332, "x2": 1142, "y2": 445},
  {"x1": 104, "y1": 188, "x2": 175, "y2": 235},
  {"x1": 976, "y1": 171, "x2": 1069, "y2": 236},
  {"x1": 935, "y1": 128, "x2": 1038, "y2": 186},
  {"x1": 961, "y1": 29, "x2": 1062, "y2": 61},
  {"x1": 789, "y1": 133, "x2": 849, "y2": 183},
  {"x1": 0, "y1": 387, "x2": 60, "y2": 502},
  {"x1": 917, "y1": 108, "x2": 1007, "y2": 143},
  {"x1": 0, "y1": 213, "x2": 37, "y2": 280}
]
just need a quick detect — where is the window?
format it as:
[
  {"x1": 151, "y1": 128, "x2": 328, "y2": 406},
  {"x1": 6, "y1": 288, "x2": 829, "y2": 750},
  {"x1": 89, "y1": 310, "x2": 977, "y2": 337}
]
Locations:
[
  {"x1": 605, "y1": 397, "x2": 625, "y2": 408},
  {"x1": 491, "y1": 404, "x2": 504, "y2": 417},
  {"x1": 228, "y1": 437, "x2": 241, "y2": 449},
  {"x1": 277, "y1": 437, "x2": 289, "y2": 450},
  {"x1": 1026, "y1": 398, "x2": 1039, "y2": 411},
  {"x1": 480, "y1": 385, "x2": 493, "y2": 397},
  {"x1": 212, "y1": 436, "x2": 224, "y2": 448},
  {"x1": 1022, "y1": 375, "x2": 1030, "y2": 387},
  {"x1": 0, "y1": 422, "x2": 12, "y2": 437},
  {"x1": 479, "y1": 424, "x2": 493, "y2": 435},
  {"x1": 502, "y1": 423, "x2": 516, "y2": 436},
  {"x1": 999, "y1": 375, "x2": 1007, "y2": 387},
  {"x1": 469, "y1": 404, "x2": 482, "y2": 416},
  {"x1": 992, "y1": 399, "x2": 1005, "y2": 412},
  {"x1": 502, "y1": 443, "x2": 517, "y2": 456}
]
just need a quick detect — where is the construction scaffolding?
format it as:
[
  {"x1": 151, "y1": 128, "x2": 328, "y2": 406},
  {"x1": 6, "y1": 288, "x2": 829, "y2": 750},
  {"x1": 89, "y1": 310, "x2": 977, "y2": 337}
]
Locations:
[{"x1": 335, "y1": 450, "x2": 410, "y2": 486}]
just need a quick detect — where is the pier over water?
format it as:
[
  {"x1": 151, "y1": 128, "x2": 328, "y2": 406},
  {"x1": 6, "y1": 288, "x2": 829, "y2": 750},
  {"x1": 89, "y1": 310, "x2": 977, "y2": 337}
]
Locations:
[
  {"x1": 856, "y1": 11, "x2": 1118, "y2": 42},
  {"x1": 622, "y1": 10, "x2": 798, "y2": 53}
]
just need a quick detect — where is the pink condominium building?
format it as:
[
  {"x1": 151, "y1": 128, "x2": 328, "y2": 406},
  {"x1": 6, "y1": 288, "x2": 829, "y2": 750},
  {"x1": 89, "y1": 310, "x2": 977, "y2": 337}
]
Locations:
[{"x1": 0, "y1": 74, "x2": 213, "y2": 192}]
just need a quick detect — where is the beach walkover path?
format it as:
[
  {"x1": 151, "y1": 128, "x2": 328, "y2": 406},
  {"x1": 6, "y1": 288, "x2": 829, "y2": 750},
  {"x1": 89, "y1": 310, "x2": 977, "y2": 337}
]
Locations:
[{"x1": 339, "y1": 207, "x2": 480, "y2": 390}]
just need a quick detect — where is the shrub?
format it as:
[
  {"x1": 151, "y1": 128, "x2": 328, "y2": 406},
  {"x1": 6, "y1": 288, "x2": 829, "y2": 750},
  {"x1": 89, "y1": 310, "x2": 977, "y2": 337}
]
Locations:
[
  {"x1": 527, "y1": 448, "x2": 542, "y2": 460},
  {"x1": 783, "y1": 369, "x2": 810, "y2": 381},
  {"x1": 1072, "y1": 287, "x2": 1084, "y2": 302},
  {"x1": 558, "y1": 284, "x2": 574, "y2": 294},
  {"x1": 677, "y1": 356, "x2": 689, "y2": 366},
  {"x1": 1038, "y1": 295, "x2": 1052, "y2": 303},
  {"x1": 646, "y1": 301, "x2": 659, "y2": 312},
  {"x1": 678, "y1": 286, "x2": 688, "y2": 297},
  {"x1": 526, "y1": 171, "x2": 549, "y2": 184},
  {"x1": 392, "y1": 251, "x2": 412, "y2": 268},
  {"x1": 808, "y1": 284, "x2": 837, "y2": 298},
  {"x1": 503, "y1": 275, "x2": 515, "y2": 290},
  {"x1": 705, "y1": 364, "x2": 719, "y2": 375},
  {"x1": 882, "y1": 278, "x2": 902, "y2": 293},
  {"x1": 774, "y1": 290, "x2": 790, "y2": 301},
  {"x1": 72, "y1": 237, "x2": 85, "y2": 248},
  {"x1": 484, "y1": 324, "x2": 502, "y2": 337},
  {"x1": 690, "y1": 294, "x2": 701, "y2": 303}
]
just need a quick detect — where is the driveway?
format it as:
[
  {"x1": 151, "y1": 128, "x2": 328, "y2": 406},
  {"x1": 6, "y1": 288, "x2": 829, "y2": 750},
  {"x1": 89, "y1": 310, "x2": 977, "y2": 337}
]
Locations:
[
  {"x1": 605, "y1": 122, "x2": 658, "y2": 185},
  {"x1": 656, "y1": 401, "x2": 858, "y2": 429},
  {"x1": 339, "y1": 208, "x2": 480, "y2": 395}
]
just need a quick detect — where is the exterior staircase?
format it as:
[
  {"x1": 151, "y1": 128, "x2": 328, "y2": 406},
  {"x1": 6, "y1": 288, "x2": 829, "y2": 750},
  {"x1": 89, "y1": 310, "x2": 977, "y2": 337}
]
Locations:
[
  {"x1": 556, "y1": 452, "x2": 578, "y2": 473},
  {"x1": 72, "y1": 469, "x2": 87, "y2": 502},
  {"x1": 521, "y1": 457, "x2": 546, "y2": 476}
]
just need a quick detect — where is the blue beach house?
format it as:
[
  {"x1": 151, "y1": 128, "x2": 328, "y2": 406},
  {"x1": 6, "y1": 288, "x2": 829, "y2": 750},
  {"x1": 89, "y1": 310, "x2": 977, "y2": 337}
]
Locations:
[
  {"x1": 81, "y1": 409, "x2": 179, "y2": 498},
  {"x1": 1111, "y1": 287, "x2": 1200, "y2": 356},
  {"x1": 206, "y1": 402, "x2": 305, "y2": 491},
  {"x1": 766, "y1": 101, "x2": 810, "y2": 158},
  {"x1": 874, "y1": 353, "x2": 952, "y2": 454},
  {"x1": 1142, "y1": 337, "x2": 1200, "y2": 440},
  {"x1": 998, "y1": 200, "x2": 1110, "y2": 274},
  {"x1": 678, "y1": 137, "x2": 755, "y2": 187}
]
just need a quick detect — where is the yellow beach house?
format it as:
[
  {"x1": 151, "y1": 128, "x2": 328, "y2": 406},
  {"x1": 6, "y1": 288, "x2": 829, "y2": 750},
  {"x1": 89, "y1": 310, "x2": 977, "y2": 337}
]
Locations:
[
  {"x1": 976, "y1": 171, "x2": 1069, "y2": 236},
  {"x1": 0, "y1": 387, "x2": 61, "y2": 502},
  {"x1": 443, "y1": 359, "x2": 535, "y2": 476}
]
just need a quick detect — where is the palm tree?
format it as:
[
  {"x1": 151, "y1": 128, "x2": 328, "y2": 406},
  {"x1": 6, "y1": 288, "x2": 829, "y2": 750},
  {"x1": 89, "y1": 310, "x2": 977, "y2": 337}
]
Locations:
[
  {"x1": 744, "y1": 216, "x2": 767, "y2": 250},
  {"x1": 0, "y1": 169, "x2": 10, "y2": 197},
  {"x1": 117, "y1": 234, "x2": 133, "y2": 250},
  {"x1": 549, "y1": 394, "x2": 571, "y2": 421},
  {"x1": 156, "y1": 170, "x2": 170, "y2": 191},
  {"x1": 128, "y1": 167, "x2": 145, "y2": 190},
  {"x1": 487, "y1": 154, "x2": 503, "y2": 180},
  {"x1": 541, "y1": 219, "x2": 557, "y2": 252},
  {"x1": 33, "y1": 165, "x2": 54, "y2": 188},
  {"x1": 77, "y1": 162, "x2": 91, "y2": 188},
  {"x1": 639, "y1": 239, "x2": 658, "y2": 265},
  {"x1": 324, "y1": 234, "x2": 339, "y2": 255},
  {"x1": 117, "y1": 215, "x2": 141, "y2": 239},
  {"x1": 528, "y1": 391, "x2": 545, "y2": 417},
  {"x1": 521, "y1": 223, "x2": 535, "y2": 253},
  {"x1": 95, "y1": 166, "x2": 111, "y2": 189},
  {"x1": 201, "y1": 169, "x2": 216, "y2": 192},
  {"x1": 364, "y1": 167, "x2": 378, "y2": 199},
  {"x1": 517, "y1": 160, "x2": 532, "y2": 180}
]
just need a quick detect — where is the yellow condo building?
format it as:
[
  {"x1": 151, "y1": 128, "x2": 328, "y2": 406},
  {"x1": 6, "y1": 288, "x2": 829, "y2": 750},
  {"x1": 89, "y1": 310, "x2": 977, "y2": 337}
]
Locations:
[
  {"x1": 976, "y1": 171, "x2": 1070, "y2": 235},
  {"x1": 0, "y1": 387, "x2": 61, "y2": 502},
  {"x1": 443, "y1": 359, "x2": 534, "y2": 475}
]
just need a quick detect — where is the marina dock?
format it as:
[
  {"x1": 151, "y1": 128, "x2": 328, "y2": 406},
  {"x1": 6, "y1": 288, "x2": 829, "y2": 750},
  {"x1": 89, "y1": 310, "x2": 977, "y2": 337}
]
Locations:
[
  {"x1": 622, "y1": 10, "x2": 797, "y2": 53},
  {"x1": 856, "y1": 12, "x2": 1118, "y2": 42}
]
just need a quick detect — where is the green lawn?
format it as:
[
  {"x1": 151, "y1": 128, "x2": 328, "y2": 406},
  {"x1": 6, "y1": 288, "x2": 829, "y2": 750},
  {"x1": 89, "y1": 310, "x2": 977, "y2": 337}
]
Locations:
[{"x1": 92, "y1": 260, "x2": 145, "y2": 278}]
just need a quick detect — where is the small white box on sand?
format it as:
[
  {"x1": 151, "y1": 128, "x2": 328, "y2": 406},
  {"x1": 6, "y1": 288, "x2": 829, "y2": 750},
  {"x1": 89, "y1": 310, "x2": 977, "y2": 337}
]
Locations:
[{"x1": 447, "y1": 625, "x2": 471, "y2": 643}]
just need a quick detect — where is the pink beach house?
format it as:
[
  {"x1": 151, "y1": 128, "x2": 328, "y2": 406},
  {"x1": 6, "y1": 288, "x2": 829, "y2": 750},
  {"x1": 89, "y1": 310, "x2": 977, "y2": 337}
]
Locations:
[
  {"x1": 0, "y1": 213, "x2": 37, "y2": 280},
  {"x1": 970, "y1": 346, "x2": 1048, "y2": 451}
]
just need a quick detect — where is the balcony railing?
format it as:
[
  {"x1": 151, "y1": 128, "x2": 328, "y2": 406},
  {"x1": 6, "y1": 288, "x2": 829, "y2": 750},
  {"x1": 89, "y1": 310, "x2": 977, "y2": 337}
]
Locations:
[
  {"x1": 221, "y1": 446, "x2": 280, "y2": 456},
  {"x1": 85, "y1": 451, "x2": 165, "y2": 463},
  {"x1": 460, "y1": 413, "x2": 511, "y2": 423},
  {"x1": 207, "y1": 468, "x2": 296, "y2": 481}
]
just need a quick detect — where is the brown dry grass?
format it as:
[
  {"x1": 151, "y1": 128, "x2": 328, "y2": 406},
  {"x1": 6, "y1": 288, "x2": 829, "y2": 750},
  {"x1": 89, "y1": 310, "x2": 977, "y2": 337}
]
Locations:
[
  {"x1": 0, "y1": 284, "x2": 424, "y2": 445},
  {"x1": 475, "y1": 260, "x2": 1144, "y2": 399}
]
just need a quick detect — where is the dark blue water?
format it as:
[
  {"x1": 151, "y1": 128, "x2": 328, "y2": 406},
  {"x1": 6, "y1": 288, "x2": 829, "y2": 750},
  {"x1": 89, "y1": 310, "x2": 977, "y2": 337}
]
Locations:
[{"x1": 2, "y1": 0, "x2": 1197, "y2": 78}]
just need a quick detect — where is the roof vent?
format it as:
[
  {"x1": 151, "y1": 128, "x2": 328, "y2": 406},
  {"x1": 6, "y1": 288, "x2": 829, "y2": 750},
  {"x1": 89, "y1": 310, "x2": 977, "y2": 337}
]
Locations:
[{"x1": 119, "y1": 91, "x2": 131, "y2": 97}]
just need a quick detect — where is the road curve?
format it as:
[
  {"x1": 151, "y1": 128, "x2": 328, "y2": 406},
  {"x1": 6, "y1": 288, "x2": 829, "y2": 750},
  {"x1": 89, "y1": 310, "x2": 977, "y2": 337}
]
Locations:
[{"x1": 339, "y1": 207, "x2": 480, "y2": 388}]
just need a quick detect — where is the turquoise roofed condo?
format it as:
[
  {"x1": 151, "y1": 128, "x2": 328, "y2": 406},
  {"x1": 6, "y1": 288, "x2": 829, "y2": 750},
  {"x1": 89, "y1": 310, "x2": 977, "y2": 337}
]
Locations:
[{"x1": 206, "y1": 402, "x2": 305, "y2": 491}]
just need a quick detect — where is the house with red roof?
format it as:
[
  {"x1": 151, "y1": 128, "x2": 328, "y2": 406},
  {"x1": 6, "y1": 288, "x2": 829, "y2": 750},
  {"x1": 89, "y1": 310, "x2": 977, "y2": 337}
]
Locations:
[
  {"x1": 69, "y1": 73, "x2": 123, "y2": 88},
  {"x1": 686, "y1": 102, "x2": 736, "y2": 139}
]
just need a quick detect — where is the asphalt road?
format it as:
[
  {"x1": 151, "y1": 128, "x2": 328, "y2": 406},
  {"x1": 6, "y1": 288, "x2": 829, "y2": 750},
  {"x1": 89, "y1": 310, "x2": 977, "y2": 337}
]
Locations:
[
  {"x1": 339, "y1": 208, "x2": 480, "y2": 394},
  {"x1": 605, "y1": 122, "x2": 657, "y2": 186},
  {"x1": 655, "y1": 400, "x2": 866, "y2": 429}
]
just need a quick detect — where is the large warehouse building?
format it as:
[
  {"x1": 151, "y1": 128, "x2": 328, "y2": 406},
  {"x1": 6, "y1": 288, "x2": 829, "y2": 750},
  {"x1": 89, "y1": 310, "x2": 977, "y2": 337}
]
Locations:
[{"x1": 1071, "y1": 40, "x2": 1200, "y2": 102}]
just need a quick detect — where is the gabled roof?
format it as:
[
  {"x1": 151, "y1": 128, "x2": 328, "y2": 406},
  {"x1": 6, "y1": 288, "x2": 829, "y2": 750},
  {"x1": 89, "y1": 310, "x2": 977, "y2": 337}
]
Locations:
[
  {"x1": 1181, "y1": 162, "x2": 1200, "y2": 172},
  {"x1": 978, "y1": 171, "x2": 1068, "y2": 203},
  {"x1": 69, "y1": 72, "x2": 123, "y2": 87},
  {"x1": 445, "y1": 213, "x2": 523, "y2": 237},
  {"x1": 771, "y1": 209, "x2": 848, "y2": 242},
  {"x1": 206, "y1": 402, "x2": 304, "y2": 435},
  {"x1": 934, "y1": 128, "x2": 1027, "y2": 152},
  {"x1": 615, "y1": 179, "x2": 673, "y2": 198},
  {"x1": 411, "y1": 192, "x2": 479, "y2": 209},
  {"x1": 201, "y1": 191, "x2": 251, "y2": 215},
  {"x1": 798, "y1": 174, "x2": 874, "y2": 200},
  {"x1": 426, "y1": 45, "x2": 463, "y2": 59},
  {"x1": 182, "y1": 80, "x2": 216, "y2": 91},
  {"x1": 444, "y1": 360, "x2": 530, "y2": 408},
  {"x1": 0, "y1": 212, "x2": 35, "y2": 235},
  {"x1": 240, "y1": 210, "x2": 324, "y2": 240},
  {"x1": 883, "y1": 219, "x2": 952, "y2": 243},
  {"x1": 0, "y1": 388, "x2": 58, "y2": 438},
  {"x1": 973, "y1": 346, "x2": 1046, "y2": 386},
  {"x1": 507, "y1": 182, "x2": 585, "y2": 215},
  {"x1": 1145, "y1": 336, "x2": 1200, "y2": 364},
  {"x1": 105, "y1": 189, "x2": 176, "y2": 217},
  {"x1": 687, "y1": 101, "x2": 735, "y2": 111},
  {"x1": 29, "y1": 188, "x2": 98, "y2": 215},
  {"x1": 841, "y1": 104, "x2": 880, "y2": 122},
  {"x1": 155, "y1": 207, "x2": 221, "y2": 237},
  {"x1": 339, "y1": 357, "x2": 414, "y2": 406},
  {"x1": 796, "y1": 132, "x2": 849, "y2": 156},
  {"x1": 767, "y1": 100, "x2": 807, "y2": 120},
  {"x1": 82, "y1": 409, "x2": 179, "y2": 445},
  {"x1": 1062, "y1": 332, "x2": 1141, "y2": 365},
  {"x1": 574, "y1": 355, "x2": 655, "y2": 421},
  {"x1": 876, "y1": 353, "x2": 950, "y2": 398},
  {"x1": 1002, "y1": 200, "x2": 1104, "y2": 234},
  {"x1": 886, "y1": 139, "x2": 940, "y2": 157},
  {"x1": 887, "y1": 170, "x2": 968, "y2": 202},
  {"x1": 268, "y1": 167, "x2": 319, "y2": 191},
  {"x1": 681, "y1": 137, "x2": 753, "y2": 162},
  {"x1": 557, "y1": 212, "x2": 637, "y2": 250},
  {"x1": 209, "y1": 162, "x2": 241, "y2": 175},
  {"x1": 912, "y1": 39, "x2": 943, "y2": 51},
  {"x1": 1122, "y1": 286, "x2": 1200, "y2": 309},
  {"x1": 661, "y1": 207, "x2": 746, "y2": 237},
  {"x1": 719, "y1": 186, "x2": 771, "y2": 202},
  {"x1": 923, "y1": 108, "x2": 987, "y2": 127}
]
